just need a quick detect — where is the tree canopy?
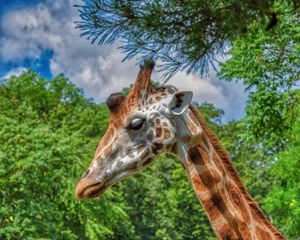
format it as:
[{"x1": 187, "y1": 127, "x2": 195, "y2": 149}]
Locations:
[
  {"x1": 219, "y1": 9, "x2": 300, "y2": 151},
  {"x1": 75, "y1": 0, "x2": 299, "y2": 79}
]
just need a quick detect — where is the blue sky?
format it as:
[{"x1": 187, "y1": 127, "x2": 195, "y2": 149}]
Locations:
[
  {"x1": 0, "y1": 0, "x2": 247, "y2": 121},
  {"x1": 0, "y1": 0, "x2": 53, "y2": 78}
]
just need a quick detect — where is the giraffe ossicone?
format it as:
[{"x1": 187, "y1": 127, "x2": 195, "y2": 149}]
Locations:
[{"x1": 75, "y1": 61, "x2": 285, "y2": 240}]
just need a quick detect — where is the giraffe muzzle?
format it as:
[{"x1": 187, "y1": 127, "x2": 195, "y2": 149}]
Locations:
[{"x1": 75, "y1": 180, "x2": 107, "y2": 199}]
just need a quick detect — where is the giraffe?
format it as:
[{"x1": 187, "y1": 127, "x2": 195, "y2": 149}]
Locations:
[{"x1": 75, "y1": 61, "x2": 285, "y2": 240}]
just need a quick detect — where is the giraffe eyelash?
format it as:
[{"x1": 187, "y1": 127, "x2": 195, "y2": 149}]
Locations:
[{"x1": 127, "y1": 118, "x2": 145, "y2": 130}]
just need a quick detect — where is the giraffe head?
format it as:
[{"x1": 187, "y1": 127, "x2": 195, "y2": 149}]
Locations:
[{"x1": 75, "y1": 61, "x2": 193, "y2": 199}]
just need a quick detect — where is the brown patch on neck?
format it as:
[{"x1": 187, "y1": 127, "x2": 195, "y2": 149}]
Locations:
[{"x1": 187, "y1": 146, "x2": 202, "y2": 165}]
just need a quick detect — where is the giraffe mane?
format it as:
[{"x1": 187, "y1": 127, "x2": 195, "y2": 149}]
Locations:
[{"x1": 189, "y1": 105, "x2": 285, "y2": 239}]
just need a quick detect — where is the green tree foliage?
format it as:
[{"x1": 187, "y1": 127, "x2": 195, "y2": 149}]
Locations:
[
  {"x1": 264, "y1": 120, "x2": 300, "y2": 239},
  {"x1": 75, "y1": 0, "x2": 298, "y2": 79},
  {"x1": 0, "y1": 71, "x2": 135, "y2": 239},
  {"x1": 219, "y1": 5, "x2": 300, "y2": 150}
]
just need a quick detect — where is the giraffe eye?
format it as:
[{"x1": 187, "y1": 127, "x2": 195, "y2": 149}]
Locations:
[{"x1": 129, "y1": 118, "x2": 145, "y2": 130}]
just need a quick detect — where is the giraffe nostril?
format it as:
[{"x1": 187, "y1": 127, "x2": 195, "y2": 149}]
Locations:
[{"x1": 81, "y1": 169, "x2": 90, "y2": 180}]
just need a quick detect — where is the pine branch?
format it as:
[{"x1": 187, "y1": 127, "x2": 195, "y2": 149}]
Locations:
[{"x1": 74, "y1": 0, "x2": 295, "y2": 81}]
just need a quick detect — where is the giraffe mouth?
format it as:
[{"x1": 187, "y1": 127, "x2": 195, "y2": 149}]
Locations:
[
  {"x1": 76, "y1": 182, "x2": 108, "y2": 199},
  {"x1": 75, "y1": 170, "x2": 128, "y2": 199}
]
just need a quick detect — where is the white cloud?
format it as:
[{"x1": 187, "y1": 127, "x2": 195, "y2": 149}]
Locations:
[
  {"x1": 2, "y1": 67, "x2": 27, "y2": 79},
  {"x1": 0, "y1": 4, "x2": 55, "y2": 61},
  {"x1": 0, "y1": 0, "x2": 247, "y2": 121}
]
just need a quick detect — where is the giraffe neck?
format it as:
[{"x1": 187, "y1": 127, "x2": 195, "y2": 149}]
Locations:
[{"x1": 174, "y1": 106, "x2": 285, "y2": 240}]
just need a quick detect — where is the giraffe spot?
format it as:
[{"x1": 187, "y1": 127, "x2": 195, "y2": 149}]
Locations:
[
  {"x1": 153, "y1": 142, "x2": 164, "y2": 154},
  {"x1": 147, "y1": 130, "x2": 154, "y2": 141},
  {"x1": 163, "y1": 128, "x2": 171, "y2": 139},
  {"x1": 149, "y1": 98, "x2": 153, "y2": 104},
  {"x1": 211, "y1": 194, "x2": 227, "y2": 214},
  {"x1": 156, "y1": 128, "x2": 162, "y2": 138},
  {"x1": 256, "y1": 227, "x2": 272, "y2": 240},
  {"x1": 202, "y1": 198, "x2": 219, "y2": 222},
  {"x1": 200, "y1": 170, "x2": 215, "y2": 189},
  {"x1": 219, "y1": 223, "x2": 236, "y2": 240},
  {"x1": 162, "y1": 122, "x2": 168, "y2": 127},
  {"x1": 156, "y1": 86, "x2": 166, "y2": 92},
  {"x1": 187, "y1": 146, "x2": 202, "y2": 164},
  {"x1": 155, "y1": 118, "x2": 161, "y2": 124},
  {"x1": 156, "y1": 96, "x2": 161, "y2": 101},
  {"x1": 169, "y1": 120, "x2": 176, "y2": 128},
  {"x1": 81, "y1": 169, "x2": 90, "y2": 180}
]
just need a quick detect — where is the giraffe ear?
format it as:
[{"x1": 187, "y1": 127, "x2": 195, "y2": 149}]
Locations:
[{"x1": 169, "y1": 91, "x2": 193, "y2": 115}]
